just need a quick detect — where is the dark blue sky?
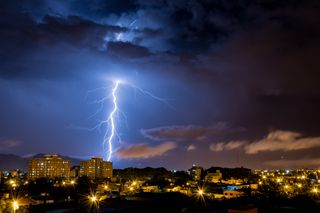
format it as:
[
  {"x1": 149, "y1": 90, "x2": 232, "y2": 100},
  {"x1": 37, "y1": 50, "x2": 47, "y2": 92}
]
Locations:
[{"x1": 1, "y1": 0, "x2": 320, "y2": 170}]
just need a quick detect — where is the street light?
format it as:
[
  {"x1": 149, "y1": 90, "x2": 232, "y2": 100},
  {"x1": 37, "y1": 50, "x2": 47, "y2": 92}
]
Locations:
[
  {"x1": 88, "y1": 195, "x2": 99, "y2": 213},
  {"x1": 90, "y1": 196, "x2": 97, "y2": 202},
  {"x1": 195, "y1": 188, "x2": 206, "y2": 207},
  {"x1": 12, "y1": 200, "x2": 19, "y2": 212}
]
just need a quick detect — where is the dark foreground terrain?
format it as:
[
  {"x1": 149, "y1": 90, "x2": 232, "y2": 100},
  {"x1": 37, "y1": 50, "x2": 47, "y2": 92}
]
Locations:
[{"x1": 26, "y1": 192, "x2": 320, "y2": 213}]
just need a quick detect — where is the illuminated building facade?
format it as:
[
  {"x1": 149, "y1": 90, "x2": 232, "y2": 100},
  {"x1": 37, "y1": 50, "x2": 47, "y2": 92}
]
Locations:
[
  {"x1": 189, "y1": 165, "x2": 203, "y2": 181},
  {"x1": 80, "y1": 157, "x2": 112, "y2": 179},
  {"x1": 27, "y1": 154, "x2": 70, "y2": 179},
  {"x1": 205, "y1": 170, "x2": 223, "y2": 183}
]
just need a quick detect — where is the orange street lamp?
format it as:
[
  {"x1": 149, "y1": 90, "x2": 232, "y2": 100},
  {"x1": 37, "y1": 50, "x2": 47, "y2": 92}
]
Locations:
[{"x1": 12, "y1": 200, "x2": 19, "y2": 212}]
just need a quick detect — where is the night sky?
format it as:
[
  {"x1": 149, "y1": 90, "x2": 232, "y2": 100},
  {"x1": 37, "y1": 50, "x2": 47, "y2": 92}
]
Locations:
[{"x1": 1, "y1": 0, "x2": 320, "y2": 170}]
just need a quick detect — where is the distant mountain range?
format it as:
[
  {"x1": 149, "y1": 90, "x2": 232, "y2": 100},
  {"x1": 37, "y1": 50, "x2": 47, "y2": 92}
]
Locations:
[{"x1": 0, "y1": 154, "x2": 81, "y2": 171}]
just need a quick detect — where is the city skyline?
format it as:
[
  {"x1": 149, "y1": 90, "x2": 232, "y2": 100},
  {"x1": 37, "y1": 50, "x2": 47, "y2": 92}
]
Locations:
[{"x1": 1, "y1": 0, "x2": 320, "y2": 170}]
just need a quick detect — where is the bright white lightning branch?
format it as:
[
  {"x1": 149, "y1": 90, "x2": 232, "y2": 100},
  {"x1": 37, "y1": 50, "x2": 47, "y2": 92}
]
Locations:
[
  {"x1": 102, "y1": 81, "x2": 172, "y2": 161},
  {"x1": 73, "y1": 79, "x2": 172, "y2": 162},
  {"x1": 105, "y1": 80, "x2": 120, "y2": 161}
]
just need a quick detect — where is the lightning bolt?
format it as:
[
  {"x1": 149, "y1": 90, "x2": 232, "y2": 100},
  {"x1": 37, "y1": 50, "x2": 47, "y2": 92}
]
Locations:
[
  {"x1": 70, "y1": 79, "x2": 172, "y2": 162},
  {"x1": 104, "y1": 80, "x2": 120, "y2": 161}
]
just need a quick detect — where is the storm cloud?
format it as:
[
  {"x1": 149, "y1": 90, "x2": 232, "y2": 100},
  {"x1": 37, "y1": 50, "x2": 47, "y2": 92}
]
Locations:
[
  {"x1": 210, "y1": 130, "x2": 320, "y2": 155},
  {"x1": 116, "y1": 142, "x2": 176, "y2": 159},
  {"x1": 245, "y1": 131, "x2": 320, "y2": 154},
  {"x1": 140, "y1": 123, "x2": 245, "y2": 142},
  {"x1": 1, "y1": 0, "x2": 320, "y2": 169}
]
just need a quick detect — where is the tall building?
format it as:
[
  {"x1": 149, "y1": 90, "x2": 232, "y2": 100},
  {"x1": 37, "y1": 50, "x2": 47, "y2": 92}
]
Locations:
[
  {"x1": 28, "y1": 154, "x2": 70, "y2": 179},
  {"x1": 189, "y1": 165, "x2": 203, "y2": 181},
  {"x1": 80, "y1": 157, "x2": 112, "y2": 179}
]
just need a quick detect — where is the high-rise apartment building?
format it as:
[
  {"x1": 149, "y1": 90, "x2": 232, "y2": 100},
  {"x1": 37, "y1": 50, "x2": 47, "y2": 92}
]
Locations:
[
  {"x1": 189, "y1": 165, "x2": 203, "y2": 181},
  {"x1": 28, "y1": 154, "x2": 70, "y2": 179},
  {"x1": 80, "y1": 157, "x2": 112, "y2": 179}
]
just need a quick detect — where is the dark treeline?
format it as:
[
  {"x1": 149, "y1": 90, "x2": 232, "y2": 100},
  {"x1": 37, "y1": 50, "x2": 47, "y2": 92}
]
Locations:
[{"x1": 114, "y1": 166, "x2": 254, "y2": 180}]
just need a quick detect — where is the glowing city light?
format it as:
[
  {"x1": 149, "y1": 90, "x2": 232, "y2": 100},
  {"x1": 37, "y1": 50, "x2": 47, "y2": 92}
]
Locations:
[
  {"x1": 195, "y1": 188, "x2": 206, "y2": 203},
  {"x1": 198, "y1": 189, "x2": 204, "y2": 196},
  {"x1": 13, "y1": 201, "x2": 19, "y2": 211},
  {"x1": 90, "y1": 196, "x2": 97, "y2": 202}
]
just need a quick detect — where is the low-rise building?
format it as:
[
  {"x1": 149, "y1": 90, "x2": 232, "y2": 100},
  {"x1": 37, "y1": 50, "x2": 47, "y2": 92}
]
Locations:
[
  {"x1": 205, "y1": 170, "x2": 222, "y2": 183},
  {"x1": 221, "y1": 178, "x2": 243, "y2": 185},
  {"x1": 223, "y1": 190, "x2": 244, "y2": 199},
  {"x1": 142, "y1": 185, "x2": 159, "y2": 193}
]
